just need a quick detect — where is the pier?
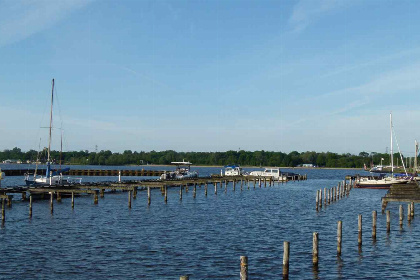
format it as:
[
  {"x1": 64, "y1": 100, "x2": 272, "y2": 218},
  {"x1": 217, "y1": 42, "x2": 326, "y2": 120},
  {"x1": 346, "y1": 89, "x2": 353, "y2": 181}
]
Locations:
[{"x1": 2, "y1": 168, "x2": 165, "y2": 177}]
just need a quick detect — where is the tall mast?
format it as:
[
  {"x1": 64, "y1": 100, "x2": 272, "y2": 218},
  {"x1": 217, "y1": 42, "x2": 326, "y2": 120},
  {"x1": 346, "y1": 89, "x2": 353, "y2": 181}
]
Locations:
[
  {"x1": 390, "y1": 112, "x2": 393, "y2": 175},
  {"x1": 47, "y1": 79, "x2": 54, "y2": 163},
  {"x1": 414, "y1": 140, "x2": 419, "y2": 173}
]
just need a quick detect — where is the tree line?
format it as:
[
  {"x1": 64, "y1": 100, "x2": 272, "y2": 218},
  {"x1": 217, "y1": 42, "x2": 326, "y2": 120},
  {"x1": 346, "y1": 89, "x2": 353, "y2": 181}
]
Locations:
[{"x1": 1, "y1": 147, "x2": 412, "y2": 168}]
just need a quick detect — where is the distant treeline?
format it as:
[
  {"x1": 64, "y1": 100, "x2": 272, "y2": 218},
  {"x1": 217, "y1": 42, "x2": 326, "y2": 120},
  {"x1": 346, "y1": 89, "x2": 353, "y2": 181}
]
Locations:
[{"x1": 0, "y1": 147, "x2": 410, "y2": 168}]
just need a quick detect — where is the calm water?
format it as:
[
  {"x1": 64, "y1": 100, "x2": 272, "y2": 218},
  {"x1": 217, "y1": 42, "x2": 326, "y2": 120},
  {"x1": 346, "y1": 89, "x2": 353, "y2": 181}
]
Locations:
[{"x1": 0, "y1": 166, "x2": 419, "y2": 279}]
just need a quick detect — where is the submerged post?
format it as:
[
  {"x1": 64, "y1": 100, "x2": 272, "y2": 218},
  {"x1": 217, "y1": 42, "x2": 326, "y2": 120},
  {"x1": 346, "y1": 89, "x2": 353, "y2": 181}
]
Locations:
[
  {"x1": 94, "y1": 190, "x2": 99, "y2": 205},
  {"x1": 128, "y1": 191, "x2": 132, "y2": 208},
  {"x1": 358, "y1": 214, "x2": 362, "y2": 246},
  {"x1": 386, "y1": 210, "x2": 391, "y2": 233},
  {"x1": 1, "y1": 199, "x2": 5, "y2": 222},
  {"x1": 193, "y1": 184, "x2": 196, "y2": 199},
  {"x1": 399, "y1": 205, "x2": 403, "y2": 228},
  {"x1": 316, "y1": 190, "x2": 319, "y2": 211},
  {"x1": 372, "y1": 211, "x2": 377, "y2": 240},
  {"x1": 29, "y1": 195, "x2": 33, "y2": 218},
  {"x1": 205, "y1": 183, "x2": 208, "y2": 196},
  {"x1": 164, "y1": 186, "x2": 167, "y2": 203},
  {"x1": 179, "y1": 186, "x2": 183, "y2": 201},
  {"x1": 283, "y1": 241, "x2": 290, "y2": 278},
  {"x1": 147, "y1": 187, "x2": 151, "y2": 205},
  {"x1": 71, "y1": 192, "x2": 75, "y2": 208},
  {"x1": 313, "y1": 232, "x2": 319, "y2": 266},
  {"x1": 240, "y1": 256, "x2": 248, "y2": 280},
  {"x1": 133, "y1": 187, "x2": 137, "y2": 199},
  {"x1": 337, "y1": 221, "x2": 342, "y2": 256},
  {"x1": 214, "y1": 182, "x2": 217, "y2": 195},
  {"x1": 50, "y1": 192, "x2": 54, "y2": 214},
  {"x1": 100, "y1": 188, "x2": 105, "y2": 198}
]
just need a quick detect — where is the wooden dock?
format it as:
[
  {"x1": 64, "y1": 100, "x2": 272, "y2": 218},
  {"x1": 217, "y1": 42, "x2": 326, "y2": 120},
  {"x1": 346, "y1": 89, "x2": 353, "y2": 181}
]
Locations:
[
  {"x1": 381, "y1": 181, "x2": 420, "y2": 210},
  {"x1": 2, "y1": 168, "x2": 165, "y2": 177}
]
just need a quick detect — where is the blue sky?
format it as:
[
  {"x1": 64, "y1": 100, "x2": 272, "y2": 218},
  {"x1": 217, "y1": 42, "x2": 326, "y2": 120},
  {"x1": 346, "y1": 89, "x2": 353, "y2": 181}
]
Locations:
[{"x1": 1, "y1": 0, "x2": 420, "y2": 155}]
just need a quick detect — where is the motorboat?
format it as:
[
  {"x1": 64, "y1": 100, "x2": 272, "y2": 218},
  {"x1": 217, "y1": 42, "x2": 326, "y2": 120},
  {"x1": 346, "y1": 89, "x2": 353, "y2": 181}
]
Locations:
[
  {"x1": 248, "y1": 168, "x2": 286, "y2": 181},
  {"x1": 160, "y1": 160, "x2": 198, "y2": 180},
  {"x1": 223, "y1": 165, "x2": 246, "y2": 176}
]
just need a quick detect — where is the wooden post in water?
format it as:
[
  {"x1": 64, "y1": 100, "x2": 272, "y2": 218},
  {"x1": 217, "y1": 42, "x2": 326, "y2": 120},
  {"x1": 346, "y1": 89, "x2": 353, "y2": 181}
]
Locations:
[
  {"x1": 313, "y1": 232, "x2": 319, "y2": 267},
  {"x1": 319, "y1": 189, "x2": 322, "y2": 209},
  {"x1": 241, "y1": 179, "x2": 243, "y2": 190},
  {"x1": 29, "y1": 195, "x2": 33, "y2": 218},
  {"x1": 133, "y1": 187, "x2": 137, "y2": 199},
  {"x1": 324, "y1": 188, "x2": 327, "y2": 206},
  {"x1": 7, "y1": 196, "x2": 12, "y2": 208},
  {"x1": 240, "y1": 256, "x2": 248, "y2": 280},
  {"x1": 407, "y1": 203, "x2": 411, "y2": 223},
  {"x1": 386, "y1": 210, "x2": 391, "y2": 233},
  {"x1": 164, "y1": 186, "x2": 168, "y2": 203},
  {"x1": 233, "y1": 180, "x2": 236, "y2": 191},
  {"x1": 94, "y1": 190, "x2": 99, "y2": 205},
  {"x1": 337, "y1": 221, "x2": 342, "y2": 256},
  {"x1": 372, "y1": 211, "x2": 377, "y2": 240},
  {"x1": 205, "y1": 183, "x2": 208, "y2": 196},
  {"x1": 411, "y1": 202, "x2": 415, "y2": 217},
  {"x1": 50, "y1": 193, "x2": 54, "y2": 214},
  {"x1": 327, "y1": 188, "x2": 330, "y2": 204},
  {"x1": 193, "y1": 184, "x2": 196, "y2": 199},
  {"x1": 22, "y1": 192, "x2": 27, "y2": 200},
  {"x1": 248, "y1": 180, "x2": 250, "y2": 190},
  {"x1": 100, "y1": 189, "x2": 105, "y2": 198},
  {"x1": 147, "y1": 187, "x2": 151, "y2": 205},
  {"x1": 283, "y1": 241, "x2": 290, "y2": 278},
  {"x1": 358, "y1": 214, "x2": 362, "y2": 246},
  {"x1": 399, "y1": 205, "x2": 403, "y2": 228},
  {"x1": 180, "y1": 276, "x2": 189, "y2": 280},
  {"x1": 57, "y1": 192, "x2": 61, "y2": 202},
  {"x1": 2, "y1": 199, "x2": 5, "y2": 222},
  {"x1": 179, "y1": 186, "x2": 183, "y2": 201},
  {"x1": 71, "y1": 192, "x2": 74, "y2": 209},
  {"x1": 214, "y1": 182, "x2": 218, "y2": 195},
  {"x1": 128, "y1": 191, "x2": 132, "y2": 208},
  {"x1": 316, "y1": 190, "x2": 319, "y2": 211}
]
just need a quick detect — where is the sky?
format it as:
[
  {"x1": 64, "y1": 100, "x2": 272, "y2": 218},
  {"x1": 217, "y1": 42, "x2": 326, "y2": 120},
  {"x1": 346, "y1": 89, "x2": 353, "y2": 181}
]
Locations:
[{"x1": 1, "y1": 0, "x2": 420, "y2": 155}]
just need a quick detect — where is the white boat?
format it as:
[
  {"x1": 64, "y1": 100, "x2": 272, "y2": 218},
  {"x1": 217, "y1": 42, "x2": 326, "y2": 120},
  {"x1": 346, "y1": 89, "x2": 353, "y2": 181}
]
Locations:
[
  {"x1": 24, "y1": 79, "x2": 76, "y2": 186},
  {"x1": 248, "y1": 168, "x2": 286, "y2": 181},
  {"x1": 223, "y1": 165, "x2": 245, "y2": 176},
  {"x1": 160, "y1": 160, "x2": 198, "y2": 180},
  {"x1": 356, "y1": 113, "x2": 410, "y2": 189}
]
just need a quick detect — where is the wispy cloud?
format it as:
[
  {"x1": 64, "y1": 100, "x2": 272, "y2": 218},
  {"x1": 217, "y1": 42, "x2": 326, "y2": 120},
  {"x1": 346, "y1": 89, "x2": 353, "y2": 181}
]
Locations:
[
  {"x1": 0, "y1": 0, "x2": 93, "y2": 47},
  {"x1": 289, "y1": 0, "x2": 345, "y2": 33}
]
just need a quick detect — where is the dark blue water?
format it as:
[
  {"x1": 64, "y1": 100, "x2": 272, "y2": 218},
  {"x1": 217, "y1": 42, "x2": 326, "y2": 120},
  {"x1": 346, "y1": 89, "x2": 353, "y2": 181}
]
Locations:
[{"x1": 0, "y1": 166, "x2": 419, "y2": 279}]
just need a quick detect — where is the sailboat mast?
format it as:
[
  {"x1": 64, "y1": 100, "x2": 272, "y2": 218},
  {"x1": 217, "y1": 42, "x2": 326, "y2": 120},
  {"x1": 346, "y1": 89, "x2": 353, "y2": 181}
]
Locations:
[
  {"x1": 47, "y1": 79, "x2": 54, "y2": 163},
  {"x1": 390, "y1": 112, "x2": 393, "y2": 175}
]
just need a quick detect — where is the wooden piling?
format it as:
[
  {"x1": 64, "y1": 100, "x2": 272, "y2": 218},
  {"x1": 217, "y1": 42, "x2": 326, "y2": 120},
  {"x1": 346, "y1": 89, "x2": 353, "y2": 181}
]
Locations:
[
  {"x1": 204, "y1": 183, "x2": 208, "y2": 196},
  {"x1": 399, "y1": 205, "x2": 403, "y2": 228},
  {"x1": 2, "y1": 199, "x2": 5, "y2": 222},
  {"x1": 283, "y1": 241, "x2": 290, "y2": 278},
  {"x1": 179, "y1": 186, "x2": 183, "y2": 201},
  {"x1": 164, "y1": 186, "x2": 168, "y2": 203},
  {"x1": 319, "y1": 189, "x2": 322, "y2": 209},
  {"x1": 358, "y1": 214, "x2": 362, "y2": 246},
  {"x1": 411, "y1": 202, "x2": 415, "y2": 217},
  {"x1": 50, "y1": 193, "x2": 54, "y2": 214},
  {"x1": 372, "y1": 211, "x2": 377, "y2": 240},
  {"x1": 128, "y1": 191, "x2": 132, "y2": 208},
  {"x1": 100, "y1": 188, "x2": 105, "y2": 198},
  {"x1": 327, "y1": 188, "x2": 330, "y2": 204},
  {"x1": 148, "y1": 187, "x2": 151, "y2": 205},
  {"x1": 407, "y1": 203, "x2": 411, "y2": 223},
  {"x1": 22, "y1": 192, "x2": 27, "y2": 200},
  {"x1": 316, "y1": 190, "x2": 319, "y2": 211},
  {"x1": 94, "y1": 190, "x2": 99, "y2": 204},
  {"x1": 133, "y1": 187, "x2": 137, "y2": 199},
  {"x1": 180, "y1": 276, "x2": 189, "y2": 280},
  {"x1": 233, "y1": 180, "x2": 236, "y2": 191},
  {"x1": 29, "y1": 195, "x2": 33, "y2": 218},
  {"x1": 324, "y1": 188, "x2": 327, "y2": 206},
  {"x1": 313, "y1": 232, "x2": 319, "y2": 266},
  {"x1": 386, "y1": 210, "x2": 391, "y2": 233},
  {"x1": 7, "y1": 196, "x2": 12, "y2": 208},
  {"x1": 337, "y1": 221, "x2": 342, "y2": 256},
  {"x1": 240, "y1": 256, "x2": 248, "y2": 280},
  {"x1": 57, "y1": 192, "x2": 62, "y2": 202},
  {"x1": 214, "y1": 182, "x2": 218, "y2": 195},
  {"x1": 71, "y1": 192, "x2": 74, "y2": 208},
  {"x1": 193, "y1": 184, "x2": 196, "y2": 198}
]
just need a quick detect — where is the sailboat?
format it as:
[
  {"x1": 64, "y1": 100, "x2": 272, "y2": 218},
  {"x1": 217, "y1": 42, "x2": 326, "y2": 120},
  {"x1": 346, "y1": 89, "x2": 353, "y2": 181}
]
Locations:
[
  {"x1": 25, "y1": 79, "x2": 71, "y2": 186},
  {"x1": 356, "y1": 113, "x2": 411, "y2": 189}
]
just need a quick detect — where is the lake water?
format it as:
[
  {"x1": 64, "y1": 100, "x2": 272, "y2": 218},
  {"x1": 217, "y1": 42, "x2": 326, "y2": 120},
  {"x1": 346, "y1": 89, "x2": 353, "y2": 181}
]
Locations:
[{"x1": 0, "y1": 166, "x2": 419, "y2": 279}]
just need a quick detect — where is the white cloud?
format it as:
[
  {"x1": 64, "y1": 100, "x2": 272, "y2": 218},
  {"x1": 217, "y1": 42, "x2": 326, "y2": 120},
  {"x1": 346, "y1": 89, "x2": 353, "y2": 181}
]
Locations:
[
  {"x1": 289, "y1": 0, "x2": 345, "y2": 33},
  {"x1": 0, "y1": 0, "x2": 93, "y2": 47}
]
